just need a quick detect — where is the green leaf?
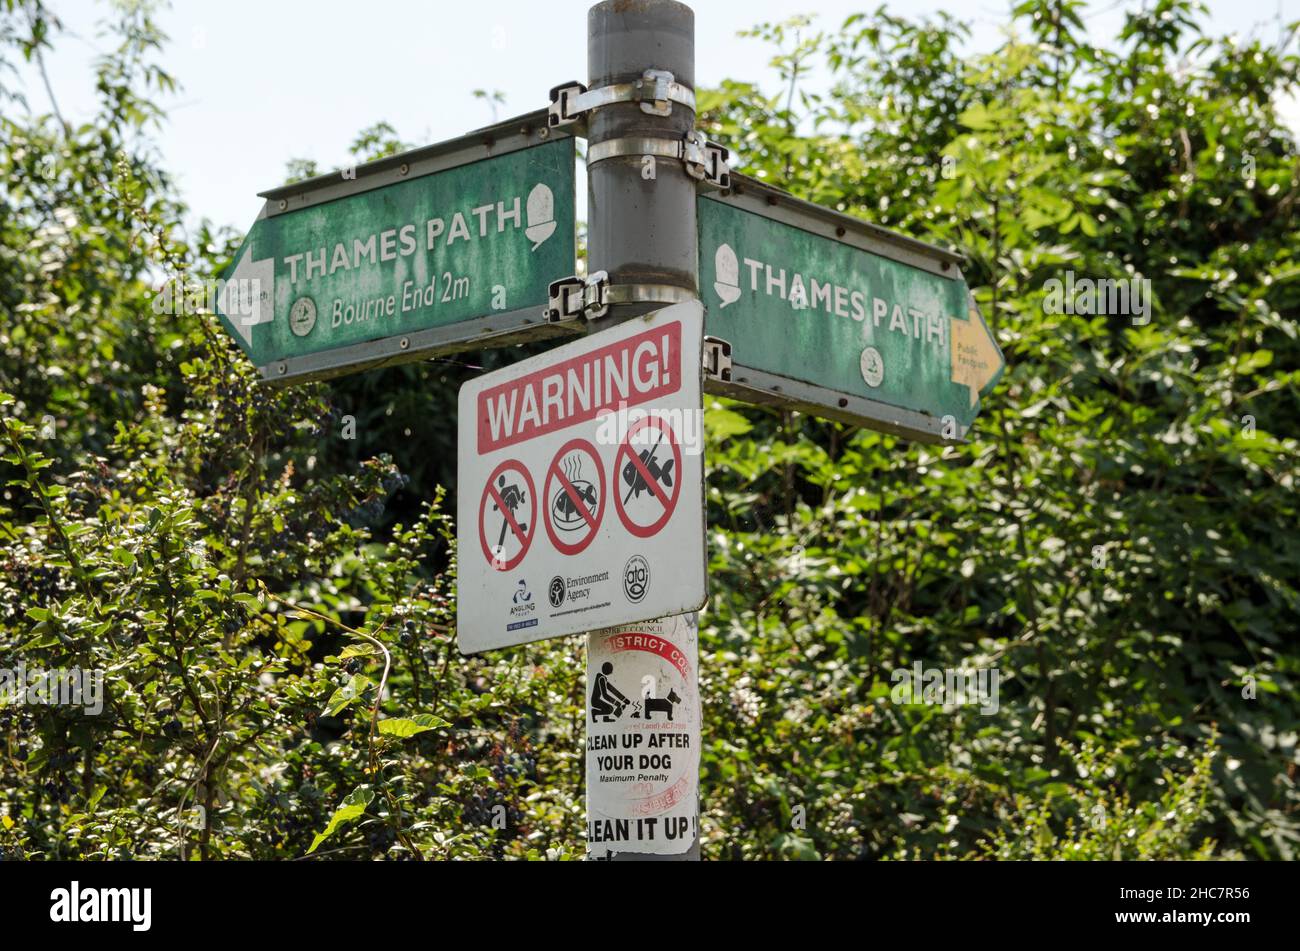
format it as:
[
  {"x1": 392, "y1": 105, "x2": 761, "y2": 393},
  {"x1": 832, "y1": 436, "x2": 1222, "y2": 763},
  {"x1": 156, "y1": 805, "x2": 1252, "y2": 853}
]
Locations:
[
  {"x1": 306, "y1": 786, "x2": 374, "y2": 854},
  {"x1": 377, "y1": 714, "x2": 449, "y2": 738},
  {"x1": 1237, "y1": 350, "x2": 1273, "y2": 374},
  {"x1": 338, "y1": 643, "x2": 380, "y2": 660},
  {"x1": 957, "y1": 102, "x2": 999, "y2": 130},
  {"x1": 324, "y1": 674, "x2": 371, "y2": 716},
  {"x1": 705, "y1": 406, "x2": 753, "y2": 440}
]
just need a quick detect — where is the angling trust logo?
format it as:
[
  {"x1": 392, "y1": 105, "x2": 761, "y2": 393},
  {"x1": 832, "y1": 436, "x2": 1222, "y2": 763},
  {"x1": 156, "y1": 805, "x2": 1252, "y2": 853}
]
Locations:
[
  {"x1": 509, "y1": 579, "x2": 536, "y2": 617},
  {"x1": 49, "y1": 881, "x2": 152, "y2": 931}
]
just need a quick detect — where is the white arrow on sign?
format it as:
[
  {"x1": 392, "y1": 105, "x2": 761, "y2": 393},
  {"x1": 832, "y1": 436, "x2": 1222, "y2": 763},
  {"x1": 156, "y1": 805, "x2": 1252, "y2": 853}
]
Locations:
[{"x1": 220, "y1": 246, "x2": 275, "y2": 347}]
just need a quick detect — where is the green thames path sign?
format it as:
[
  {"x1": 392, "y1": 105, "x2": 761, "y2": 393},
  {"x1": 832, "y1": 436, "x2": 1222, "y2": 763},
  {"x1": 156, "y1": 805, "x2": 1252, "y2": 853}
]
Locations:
[
  {"x1": 698, "y1": 173, "x2": 1004, "y2": 442},
  {"x1": 215, "y1": 112, "x2": 576, "y2": 383}
]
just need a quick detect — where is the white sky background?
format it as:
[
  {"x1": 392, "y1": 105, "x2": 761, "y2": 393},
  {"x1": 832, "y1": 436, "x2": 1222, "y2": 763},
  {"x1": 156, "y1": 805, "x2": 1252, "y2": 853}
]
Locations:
[{"x1": 12, "y1": 0, "x2": 1300, "y2": 235}]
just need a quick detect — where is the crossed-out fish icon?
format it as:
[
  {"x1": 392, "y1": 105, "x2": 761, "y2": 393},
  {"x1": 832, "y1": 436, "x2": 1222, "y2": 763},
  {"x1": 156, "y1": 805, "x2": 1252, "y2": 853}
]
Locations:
[{"x1": 622, "y1": 435, "x2": 674, "y2": 503}]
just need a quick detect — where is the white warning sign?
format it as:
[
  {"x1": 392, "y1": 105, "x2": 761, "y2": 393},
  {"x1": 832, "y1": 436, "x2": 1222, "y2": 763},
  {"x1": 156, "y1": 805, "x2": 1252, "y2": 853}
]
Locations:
[
  {"x1": 456, "y1": 300, "x2": 706, "y2": 654},
  {"x1": 586, "y1": 613, "x2": 700, "y2": 857}
]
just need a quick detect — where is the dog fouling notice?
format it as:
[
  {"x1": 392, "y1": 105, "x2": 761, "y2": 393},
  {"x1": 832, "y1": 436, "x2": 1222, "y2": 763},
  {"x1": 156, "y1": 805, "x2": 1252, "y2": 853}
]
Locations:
[{"x1": 586, "y1": 613, "x2": 700, "y2": 856}]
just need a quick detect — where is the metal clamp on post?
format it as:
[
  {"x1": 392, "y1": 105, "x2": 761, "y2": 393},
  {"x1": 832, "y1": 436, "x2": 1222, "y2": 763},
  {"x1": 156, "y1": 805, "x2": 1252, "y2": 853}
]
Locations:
[
  {"x1": 548, "y1": 69, "x2": 696, "y2": 129},
  {"x1": 545, "y1": 272, "x2": 611, "y2": 321},
  {"x1": 703, "y1": 336, "x2": 733, "y2": 383},
  {"x1": 597, "y1": 280, "x2": 694, "y2": 318},
  {"x1": 682, "y1": 132, "x2": 731, "y2": 189},
  {"x1": 548, "y1": 82, "x2": 588, "y2": 130},
  {"x1": 586, "y1": 133, "x2": 731, "y2": 189},
  {"x1": 580, "y1": 271, "x2": 611, "y2": 319},
  {"x1": 546, "y1": 271, "x2": 694, "y2": 322},
  {"x1": 545, "y1": 275, "x2": 587, "y2": 323}
]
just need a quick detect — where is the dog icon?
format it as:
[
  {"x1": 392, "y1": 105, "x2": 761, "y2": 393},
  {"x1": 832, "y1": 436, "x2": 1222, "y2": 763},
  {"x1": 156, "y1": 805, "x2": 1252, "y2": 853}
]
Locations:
[{"x1": 642, "y1": 688, "x2": 681, "y2": 721}]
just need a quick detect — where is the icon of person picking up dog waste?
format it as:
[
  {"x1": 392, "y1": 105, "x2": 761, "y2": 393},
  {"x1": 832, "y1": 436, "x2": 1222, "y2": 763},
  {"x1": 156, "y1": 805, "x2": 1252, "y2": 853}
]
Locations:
[{"x1": 590, "y1": 662, "x2": 631, "y2": 722}]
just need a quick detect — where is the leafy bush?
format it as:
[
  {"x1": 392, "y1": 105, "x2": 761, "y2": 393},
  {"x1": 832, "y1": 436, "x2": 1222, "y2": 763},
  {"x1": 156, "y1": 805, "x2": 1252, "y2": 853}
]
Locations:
[{"x1": 1, "y1": 0, "x2": 1296, "y2": 860}]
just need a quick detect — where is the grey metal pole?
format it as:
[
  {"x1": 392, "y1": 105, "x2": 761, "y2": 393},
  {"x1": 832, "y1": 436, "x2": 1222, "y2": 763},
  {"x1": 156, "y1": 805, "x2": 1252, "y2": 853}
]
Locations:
[
  {"x1": 587, "y1": 0, "x2": 698, "y2": 310},
  {"x1": 585, "y1": 0, "x2": 700, "y2": 861}
]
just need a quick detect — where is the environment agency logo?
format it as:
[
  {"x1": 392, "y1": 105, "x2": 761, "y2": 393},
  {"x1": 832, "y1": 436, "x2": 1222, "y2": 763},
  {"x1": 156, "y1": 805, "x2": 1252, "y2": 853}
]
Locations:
[{"x1": 548, "y1": 575, "x2": 566, "y2": 608}]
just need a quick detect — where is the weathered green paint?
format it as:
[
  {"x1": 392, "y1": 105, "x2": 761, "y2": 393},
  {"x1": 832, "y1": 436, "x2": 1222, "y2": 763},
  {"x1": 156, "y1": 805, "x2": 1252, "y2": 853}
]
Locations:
[
  {"x1": 698, "y1": 194, "x2": 1003, "y2": 433},
  {"x1": 216, "y1": 137, "x2": 574, "y2": 371}
]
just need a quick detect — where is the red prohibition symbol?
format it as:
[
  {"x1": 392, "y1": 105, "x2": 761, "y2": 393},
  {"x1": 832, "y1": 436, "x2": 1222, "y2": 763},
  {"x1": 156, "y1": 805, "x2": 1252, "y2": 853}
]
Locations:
[
  {"x1": 613, "y1": 415, "x2": 683, "y2": 539},
  {"x1": 543, "y1": 438, "x2": 606, "y2": 556},
  {"x1": 478, "y1": 458, "x2": 536, "y2": 571}
]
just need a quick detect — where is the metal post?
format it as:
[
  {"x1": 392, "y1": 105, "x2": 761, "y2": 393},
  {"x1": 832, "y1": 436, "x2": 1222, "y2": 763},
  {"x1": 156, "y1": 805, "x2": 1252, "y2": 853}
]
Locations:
[
  {"x1": 587, "y1": 0, "x2": 698, "y2": 310},
  {"x1": 585, "y1": 0, "x2": 700, "y2": 861}
]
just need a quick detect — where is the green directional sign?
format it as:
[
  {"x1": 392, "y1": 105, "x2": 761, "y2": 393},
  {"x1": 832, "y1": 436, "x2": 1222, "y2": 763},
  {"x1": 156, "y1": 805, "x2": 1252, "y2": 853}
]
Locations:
[
  {"x1": 216, "y1": 115, "x2": 575, "y2": 383},
  {"x1": 698, "y1": 175, "x2": 1003, "y2": 441}
]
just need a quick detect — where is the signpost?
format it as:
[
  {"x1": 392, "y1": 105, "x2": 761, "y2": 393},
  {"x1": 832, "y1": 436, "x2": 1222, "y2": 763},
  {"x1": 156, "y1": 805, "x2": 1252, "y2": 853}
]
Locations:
[
  {"x1": 699, "y1": 174, "x2": 1004, "y2": 441},
  {"x1": 216, "y1": 112, "x2": 576, "y2": 383},
  {"x1": 456, "y1": 301, "x2": 706, "y2": 655},
  {"x1": 219, "y1": 0, "x2": 1005, "y2": 863},
  {"x1": 577, "y1": 0, "x2": 704, "y2": 862}
]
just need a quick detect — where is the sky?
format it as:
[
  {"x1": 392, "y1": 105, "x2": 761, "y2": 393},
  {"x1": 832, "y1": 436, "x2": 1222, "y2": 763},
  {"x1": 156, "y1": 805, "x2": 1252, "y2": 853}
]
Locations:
[{"x1": 12, "y1": 0, "x2": 1300, "y2": 235}]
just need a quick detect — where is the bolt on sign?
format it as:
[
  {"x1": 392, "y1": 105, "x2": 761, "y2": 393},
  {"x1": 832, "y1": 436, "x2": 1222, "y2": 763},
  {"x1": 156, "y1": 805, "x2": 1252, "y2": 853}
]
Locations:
[
  {"x1": 214, "y1": 112, "x2": 576, "y2": 383},
  {"x1": 698, "y1": 173, "x2": 1004, "y2": 442},
  {"x1": 456, "y1": 300, "x2": 706, "y2": 655},
  {"x1": 586, "y1": 613, "x2": 700, "y2": 858}
]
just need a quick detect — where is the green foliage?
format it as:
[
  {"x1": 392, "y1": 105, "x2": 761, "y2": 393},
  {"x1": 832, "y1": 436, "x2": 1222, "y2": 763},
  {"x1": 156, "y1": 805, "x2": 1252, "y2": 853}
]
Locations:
[
  {"x1": 979, "y1": 738, "x2": 1221, "y2": 860},
  {"x1": 697, "y1": 0, "x2": 1299, "y2": 860},
  {"x1": 1, "y1": 0, "x2": 1297, "y2": 861}
]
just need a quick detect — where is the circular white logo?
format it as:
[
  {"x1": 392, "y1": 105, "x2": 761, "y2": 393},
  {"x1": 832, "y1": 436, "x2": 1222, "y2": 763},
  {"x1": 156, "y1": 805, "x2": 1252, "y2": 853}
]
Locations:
[
  {"x1": 622, "y1": 555, "x2": 650, "y2": 603},
  {"x1": 289, "y1": 297, "x2": 317, "y2": 337},
  {"x1": 860, "y1": 347, "x2": 884, "y2": 387}
]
